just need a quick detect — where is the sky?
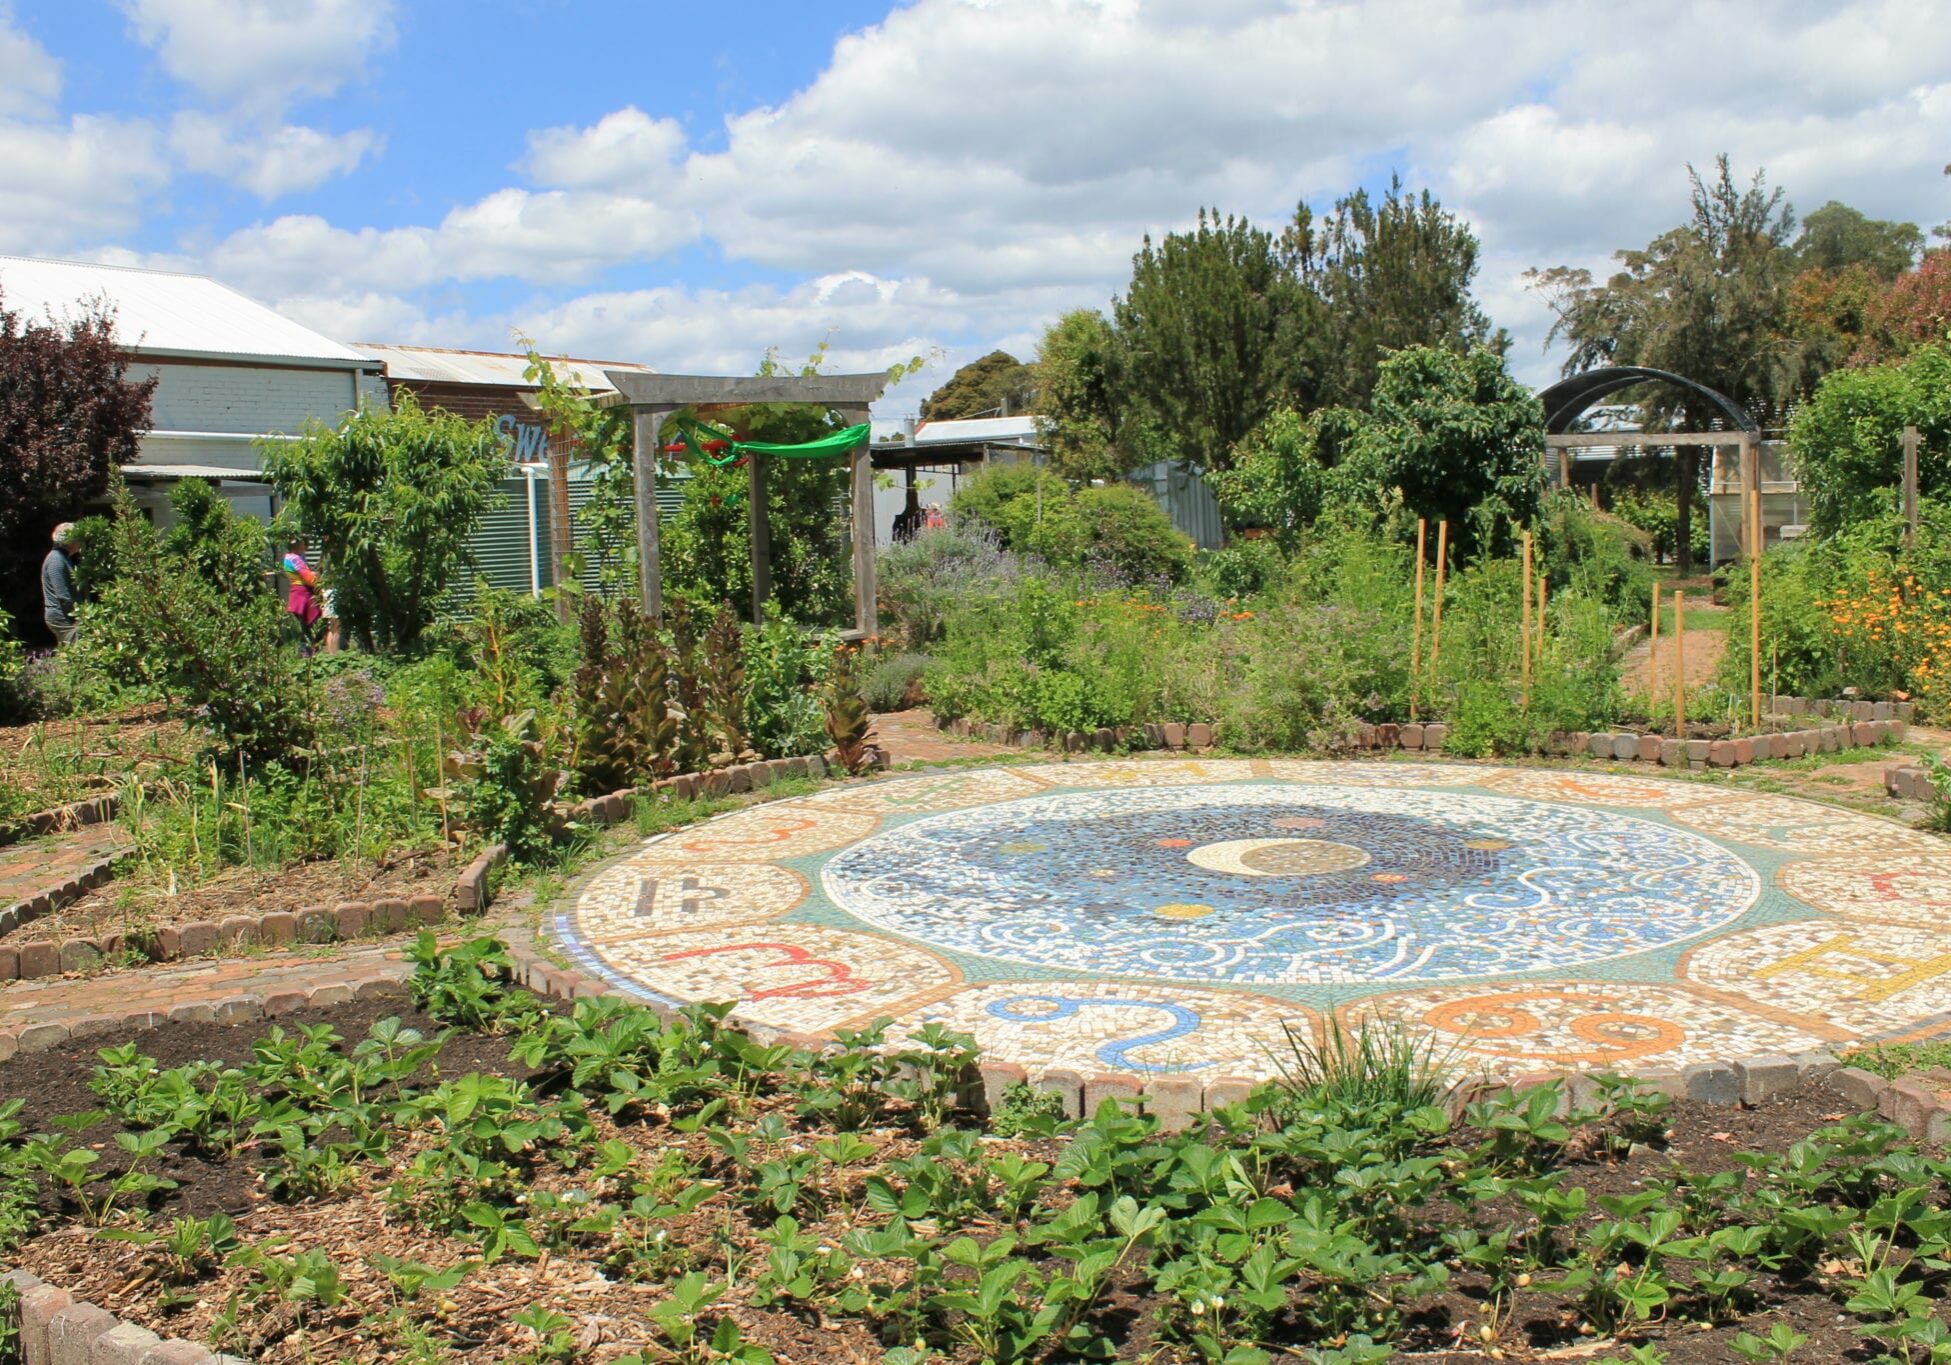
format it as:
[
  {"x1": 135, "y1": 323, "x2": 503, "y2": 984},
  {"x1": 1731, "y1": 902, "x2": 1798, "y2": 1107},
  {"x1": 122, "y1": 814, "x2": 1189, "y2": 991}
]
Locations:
[{"x1": 2, "y1": 0, "x2": 1948, "y2": 415}]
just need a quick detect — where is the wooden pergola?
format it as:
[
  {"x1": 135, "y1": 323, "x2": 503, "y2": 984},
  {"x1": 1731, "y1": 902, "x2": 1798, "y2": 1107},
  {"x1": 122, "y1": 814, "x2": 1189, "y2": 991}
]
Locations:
[{"x1": 599, "y1": 371, "x2": 891, "y2": 634}]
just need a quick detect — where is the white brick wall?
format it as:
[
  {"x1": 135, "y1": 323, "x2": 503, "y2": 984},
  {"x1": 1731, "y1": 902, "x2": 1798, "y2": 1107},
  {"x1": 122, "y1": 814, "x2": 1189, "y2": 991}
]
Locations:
[{"x1": 134, "y1": 360, "x2": 364, "y2": 436}]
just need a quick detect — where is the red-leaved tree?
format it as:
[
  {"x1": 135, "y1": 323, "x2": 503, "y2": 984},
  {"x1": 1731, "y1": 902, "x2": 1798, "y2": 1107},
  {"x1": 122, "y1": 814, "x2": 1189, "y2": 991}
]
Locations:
[{"x1": 0, "y1": 287, "x2": 155, "y2": 636}]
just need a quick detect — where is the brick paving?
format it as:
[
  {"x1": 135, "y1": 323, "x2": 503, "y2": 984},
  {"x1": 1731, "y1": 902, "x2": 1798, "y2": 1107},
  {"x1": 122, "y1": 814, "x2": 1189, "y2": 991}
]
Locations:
[
  {"x1": 0, "y1": 941, "x2": 411, "y2": 1054},
  {"x1": 0, "y1": 825, "x2": 124, "y2": 912},
  {"x1": 874, "y1": 707, "x2": 1016, "y2": 763}
]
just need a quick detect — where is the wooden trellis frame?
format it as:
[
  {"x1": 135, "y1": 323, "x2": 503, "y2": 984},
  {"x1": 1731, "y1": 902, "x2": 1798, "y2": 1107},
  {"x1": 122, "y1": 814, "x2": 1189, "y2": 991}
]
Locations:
[{"x1": 599, "y1": 371, "x2": 891, "y2": 634}]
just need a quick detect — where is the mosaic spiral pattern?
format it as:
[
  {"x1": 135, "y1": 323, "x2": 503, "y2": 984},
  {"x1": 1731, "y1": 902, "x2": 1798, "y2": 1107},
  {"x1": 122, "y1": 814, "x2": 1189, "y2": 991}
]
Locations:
[
  {"x1": 556, "y1": 760, "x2": 1951, "y2": 1081},
  {"x1": 821, "y1": 784, "x2": 1759, "y2": 985}
]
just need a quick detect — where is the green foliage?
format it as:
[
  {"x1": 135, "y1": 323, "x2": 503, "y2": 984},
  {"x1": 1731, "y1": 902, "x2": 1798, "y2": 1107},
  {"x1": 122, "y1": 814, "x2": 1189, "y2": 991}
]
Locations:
[
  {"x1": 702, "y1": 604, "x2": 752, "y2": 762},
  {"x1": 159, "y1": 478, "x2": 268, "y2": 599},
  {"x1": 862, "y1": 651, "x2": 931, "y2": 712},
  {"x1": 263, "y1": 391, "x2": 507, "y2": 651},
  {"x1": 521, "y1": 340, "x2": 638, "y2": 600},
  {"x1": 0, "y1": 602, "x2": 24, "y2": 723},
  {"x1": 949, "y1": 464, "x2": 1193, "y2": 584},
  {"x1": 920, "y1": 350, "x2": 1036, "y2": 422},
  {"x1": 1034, "y1": 309, "x2": 1128, "y2": 481},
  {"x1": 1346, "y1": 345, "x2": 1546, "y2": 560},
  {"x1": 1289, "y1": 175, "x2": 1502, "y2": 409},
  {"x1": 1114, "y1": 209, "x2": 1305, "y2": 473},
  {"x1": 1789, "y1": 343, "x2": 1951, "y2": 536},
  {"x1": 442, "y1": 709, "x2": 563, "y2": 864},
  {"x1": 1270, "y1": 1018, "x2": 1451, "y2": 1114},
  {"x1": 879, "y1": 520, "x2": 1028, "y2": 650},
  {"x1": 1208, "y1": 407, "x2": 1355, "y2": 545},
  {"x1": 1793, "y1": 201, "x2": 1922, "y2": 279},
  {"x1": 741, "y1": 616, "x2": 831, "y2": 760},
  {"x1": 79, "y1": 484, "x2": 315, "y2": 764}
]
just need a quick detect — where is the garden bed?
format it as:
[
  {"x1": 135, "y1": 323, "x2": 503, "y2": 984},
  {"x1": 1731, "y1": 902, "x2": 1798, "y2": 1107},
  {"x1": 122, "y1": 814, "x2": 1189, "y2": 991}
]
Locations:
[
  {"x1": 0, "y1": 704, "x2": 191, "y2": 829},
  {"x1": 3, "y1": 845, "x2": 458, "y2": 947},
  {"x1": 0, "y1": 941, "x2": 1944, "y2": 1364}
]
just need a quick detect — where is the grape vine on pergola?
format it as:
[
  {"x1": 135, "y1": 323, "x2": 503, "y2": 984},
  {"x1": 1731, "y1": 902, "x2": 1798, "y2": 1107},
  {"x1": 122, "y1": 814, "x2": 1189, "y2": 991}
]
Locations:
[{"x1": 598, "y1": 369, "x2": 891, "y2": 635}]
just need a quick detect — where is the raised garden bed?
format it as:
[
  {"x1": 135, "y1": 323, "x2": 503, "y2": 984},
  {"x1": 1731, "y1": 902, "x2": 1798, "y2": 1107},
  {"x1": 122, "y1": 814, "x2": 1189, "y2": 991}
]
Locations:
[{"x1": 0, "y1": 942, "x2": 1946, "y2": 1365}]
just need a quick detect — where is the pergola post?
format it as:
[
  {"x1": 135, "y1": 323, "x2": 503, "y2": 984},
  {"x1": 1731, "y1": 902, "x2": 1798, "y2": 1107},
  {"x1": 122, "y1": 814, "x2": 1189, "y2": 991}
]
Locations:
[
  {"x1": 632, "y1": 407, "x2": 671, "y2": 618},
  {"x1": 842, "y1": 404, "x2": 877, "y2": 638},
  {"x1": 747, "y1": 453, "x2": 771, "y2": 626}
]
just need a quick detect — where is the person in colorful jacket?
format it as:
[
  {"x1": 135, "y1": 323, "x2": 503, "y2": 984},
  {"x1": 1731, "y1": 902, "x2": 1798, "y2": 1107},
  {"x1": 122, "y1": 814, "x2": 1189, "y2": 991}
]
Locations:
[{"x1": 281, "y1": 538, "x2": 323, "y2": 645}]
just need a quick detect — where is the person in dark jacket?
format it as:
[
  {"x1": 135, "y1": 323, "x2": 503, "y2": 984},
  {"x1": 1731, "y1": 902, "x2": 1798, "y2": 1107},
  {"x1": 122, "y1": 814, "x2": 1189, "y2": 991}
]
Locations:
[{"x1": 41, "y1": 523, "x2": 79, "y2": 646}]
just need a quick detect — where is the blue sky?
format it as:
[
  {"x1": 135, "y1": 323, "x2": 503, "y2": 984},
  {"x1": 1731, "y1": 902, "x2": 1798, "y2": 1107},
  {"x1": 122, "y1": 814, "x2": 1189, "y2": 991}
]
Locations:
[{"x1": 3, "y1": 0, "x2": 1948, "y2": 412}]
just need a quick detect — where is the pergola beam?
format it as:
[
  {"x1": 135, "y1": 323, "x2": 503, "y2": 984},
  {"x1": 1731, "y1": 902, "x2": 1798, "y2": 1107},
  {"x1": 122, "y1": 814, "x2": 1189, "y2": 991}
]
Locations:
[
  {"x1": 1545, "y1": 432, "x2": 1749, "y2": 448},
  {"x1": 599, "y1": 371, "x2": 892, "y2": 408}
]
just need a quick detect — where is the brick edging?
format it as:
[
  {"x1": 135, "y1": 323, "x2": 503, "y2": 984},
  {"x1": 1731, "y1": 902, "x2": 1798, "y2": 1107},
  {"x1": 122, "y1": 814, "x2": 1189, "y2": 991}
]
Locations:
[
  {"x1": 554, "y1": 749, "x2": 893, "y2": 830},
  {"x1": 936, "y1": 711, "x2": 1908, "y2": 771},
  {"x1": 0, "y1": 844, "x2": 509, "y2": 988},
  {"x1": 3, "y1": 1266, "x2": 249, "y2": 1364},
  {"x1": 0, "y1": 794, "x2": 117, "y2": 849}
]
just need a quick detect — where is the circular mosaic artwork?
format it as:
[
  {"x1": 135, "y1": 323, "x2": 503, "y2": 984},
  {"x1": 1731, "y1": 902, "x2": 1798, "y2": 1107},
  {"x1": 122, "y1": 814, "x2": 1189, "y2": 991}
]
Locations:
[
  {"x1": 819, "y1": 784, "x2": 1759, "y2": 985},
  {"x1": 554, "y1": 760, "x2": 1951, "y2": 1082}
]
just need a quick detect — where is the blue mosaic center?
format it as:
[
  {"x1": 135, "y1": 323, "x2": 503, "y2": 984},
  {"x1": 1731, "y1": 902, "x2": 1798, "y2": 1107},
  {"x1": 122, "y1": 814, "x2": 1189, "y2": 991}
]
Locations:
[{"x1": 820, "y1": 783, "x2": 1762, "y2": 985}]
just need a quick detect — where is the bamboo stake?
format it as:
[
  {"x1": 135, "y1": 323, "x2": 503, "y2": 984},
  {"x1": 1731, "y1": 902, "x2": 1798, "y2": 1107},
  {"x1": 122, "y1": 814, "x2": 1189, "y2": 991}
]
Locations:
[
  {"x1": 1410, "y1": 518, "x2": 1427, "y2": 722},
  {"x1": 1650, "y1": 583, "x2": 1661, "y2": 655},
  {"x1": 1536, "y1": 572, "x2": 1548, "y2": 670},
  {"x1": 1520, "y1": 531, "x2": 1533, "y2": 707},
  {"x1": 1672, "y1": 589, "x2": 1688, "y2": 737},
  {"x1": 1430, "y1": 520, "x2": 1448, "y2": 676}
]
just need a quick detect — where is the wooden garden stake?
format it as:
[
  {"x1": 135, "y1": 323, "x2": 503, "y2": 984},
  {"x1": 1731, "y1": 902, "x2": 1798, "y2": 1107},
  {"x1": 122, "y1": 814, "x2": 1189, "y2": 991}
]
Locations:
[
  {"x1": 1536, "y1": 572, "x2": 1548, "y2": 668},
  {"x1": 1749, "y1": 463, "x2": 1763, "y2": 731},
  {"x1": 1430, "y1": 520, "x2": 1448, "y2": 675},
  {"x1": 1672, "y1": 589, "x2": 1687, "y2": 737},
  {"x1": 1650, "y1": 583, "x2": 1661, "y2": 656},
  {"x1": 1520, "y1": 531, "x2": 1533, "y2": 706},
  {"x1": 1410, "y1": 518, "x2": 1427, "y2": 721}
]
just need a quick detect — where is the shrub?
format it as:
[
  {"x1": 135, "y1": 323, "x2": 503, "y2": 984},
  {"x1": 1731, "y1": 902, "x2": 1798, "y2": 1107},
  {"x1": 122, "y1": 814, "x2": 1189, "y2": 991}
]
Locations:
[
  {"x1": 444, "y1": 709, "x2": 564, "y2": 864},
  {"x1": 1791, "y1": 343, "x2": 1951, "y2": 536},
  {"x1": 263, "y1": 392, "x2": 507, "y2": 652},
  {"x1": 948, "y1": 465, "x2": 1193, "y2": 584},
  {"x1": 1196, "y1": 538, "x2": 1284, "y2": 599},
  {"x1": 862, "y1": 652, "x2": 930, "y2": 712},
  {"x1": 823, "y1": 646, "x2": 877, "y2": 774},
  {"x1": 742, "y1": 617, "x2": 831, "y2": 759},
  {"x1": 0, "y1": 603, "x2": 24, "y2": 723},
  {"x1": 878, "y1": 522, "x2": 1025, "y2": 650}
]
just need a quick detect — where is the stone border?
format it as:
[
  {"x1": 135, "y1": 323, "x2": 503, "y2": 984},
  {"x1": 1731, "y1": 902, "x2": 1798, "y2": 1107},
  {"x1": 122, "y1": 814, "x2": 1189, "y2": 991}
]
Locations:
[
  {"x1": 0, "y1": 843, "x2": 508, "y2": 987},
  {"x1": 1886, "y1": 761, "x2": 1940, "y2": 804},
  {"x1": 2, "y1": 1266, "x2": 248, "y2": 1365},
  {"x1": 0, "y1": 794, "x2": 117, "y2": 849}
]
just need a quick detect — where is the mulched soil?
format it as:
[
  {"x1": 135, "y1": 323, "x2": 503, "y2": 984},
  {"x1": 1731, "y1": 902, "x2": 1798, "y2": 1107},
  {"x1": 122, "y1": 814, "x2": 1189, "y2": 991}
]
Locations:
[
  {"x1": 0, "y1": 704, "x2": 193, "y2": 817},
  {"x1": 7, "y1": 845, "x2": 457, "y2": 945},
  {"x1": 0, "y1": 998, "x2": 1922, "y2": 1364}
]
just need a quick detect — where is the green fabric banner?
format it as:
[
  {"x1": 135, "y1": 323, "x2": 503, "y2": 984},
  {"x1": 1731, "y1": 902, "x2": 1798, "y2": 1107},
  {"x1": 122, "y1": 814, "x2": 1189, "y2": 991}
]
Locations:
[{"x1": 675, "y1": 420, "x2": 870, "y2": 467}]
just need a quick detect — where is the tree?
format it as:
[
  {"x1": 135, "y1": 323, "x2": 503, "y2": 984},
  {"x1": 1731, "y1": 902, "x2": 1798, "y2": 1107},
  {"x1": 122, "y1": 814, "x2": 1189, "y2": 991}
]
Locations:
[
  {"x1": 0, "y1": 289, "x2": 155, "y2": 638},
  {"x1": 1034, "y1": 309, "x2": 1129, "y2": 482},
  {"x1": 1529, "y1": 157, "x2": 1804, "y2": 570},
  {"x1": 1287, "y1": 177, "x2": 1501, "y2": 408},
  {"x1": 1207, "y1": 406, "x2": 1361, "y2": 546},
  {"x1": 1790, "y1": 344, "x2": 1951, "y2": 536},
  {"x1": 1112, "y1": 209, "x2": 1305, "y2": 473},
  {"x1": 1792, "y1": 201, "x2": 1922, "y2": 279},
  {"x1": 262, "y1": 391, "x2": 506, "y2": 651},
  {"x1": 919, "y1": 350, "x2": 1036, "y2": 421},
  {"x1": 1862, "y1": 251, "x2": 1951, "y2": 361},
  {"x1": 1345, "y1": 345, "x2": 1546, "y2": 560}
]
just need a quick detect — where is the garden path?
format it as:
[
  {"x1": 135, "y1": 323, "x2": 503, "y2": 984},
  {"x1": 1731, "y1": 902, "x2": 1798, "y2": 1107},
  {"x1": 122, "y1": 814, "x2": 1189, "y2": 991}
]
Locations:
[
  {"x1": 872, "y1": 707, "x2": 1017, "y2": 763},
  {"x1": 1623, "y1": 598, "x2": 1728, "y2": 695},
  {"x1": 0, "y1": 824, "x2": 123, "y2": 913}
]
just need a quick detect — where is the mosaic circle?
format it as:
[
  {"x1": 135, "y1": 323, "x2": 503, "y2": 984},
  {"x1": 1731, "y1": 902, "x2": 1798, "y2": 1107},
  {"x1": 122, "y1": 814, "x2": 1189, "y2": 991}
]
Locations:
[
  {"x1": 557, "y1": 760, "x2": 1951, "y2": 1082},
  {"x1": 820, "y1": 783, "x2": 1761, "y2": 986}
]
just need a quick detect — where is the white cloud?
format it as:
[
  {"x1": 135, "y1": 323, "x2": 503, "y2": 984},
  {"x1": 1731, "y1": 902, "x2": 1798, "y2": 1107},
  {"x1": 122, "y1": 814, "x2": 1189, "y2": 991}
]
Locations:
[
  {"x1": 33, "y1": 0, "x2": 1951, "y2": 411},
  {"x1": 120, "y1": 0, "x2": 395, "y2": 110},
  {"x1": 0, "y1": 115, "x2": 168, "y2": 256},
  {"x1": 522, "y1": 107, "x2": 687, "y2": 191},
  {"x1": 170, "y1": 112, "x2": 380, "y2": 199},
  {"x1": 0, "y1": 7, "x2": 58, "y2": 118}
]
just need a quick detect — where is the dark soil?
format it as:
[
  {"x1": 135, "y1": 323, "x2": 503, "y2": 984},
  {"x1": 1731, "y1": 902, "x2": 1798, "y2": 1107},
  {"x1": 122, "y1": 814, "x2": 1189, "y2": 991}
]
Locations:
[
  {"x1": 0, "y1": 1003, "x2": 1921, "y2": 1364},
  {"x1": 10, "y1": 845, "x2": 457, "y2": 944}
]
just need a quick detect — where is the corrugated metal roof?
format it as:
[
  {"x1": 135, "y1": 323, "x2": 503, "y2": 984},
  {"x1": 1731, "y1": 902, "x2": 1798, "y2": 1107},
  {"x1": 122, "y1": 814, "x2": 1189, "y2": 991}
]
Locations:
[
  {"x1": 911, "y1": 415, "x2": 1042, "y2": 445},
  {"x1": 0, "y1": 254, "x2": 372, "y2": 367},
  {"x1": 356, "y1": 343, "x2": 655, "y2": 392},
  {"x1": 121, "y1": 464, "x2": 272, "y2": 481}
]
